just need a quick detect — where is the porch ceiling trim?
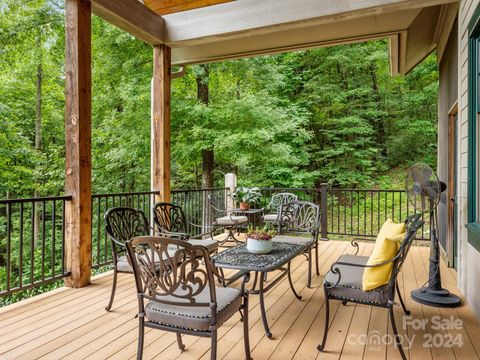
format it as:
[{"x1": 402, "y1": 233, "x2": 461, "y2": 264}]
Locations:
[{"x1": 162, "y1": 0, "x2": 458, "y2": 46}]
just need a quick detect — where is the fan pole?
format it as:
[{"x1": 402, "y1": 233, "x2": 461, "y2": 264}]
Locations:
[{"x1": 411, "y1": 190, "x2": 461, "y2": 308}]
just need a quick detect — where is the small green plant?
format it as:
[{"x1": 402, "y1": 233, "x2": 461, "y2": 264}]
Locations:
[
  {"x1": 232, "y1": 187, "x2": 262, "y2": 206},
  {"x1": 247, "y1": 225, "x2": 276, "y2": 241}
]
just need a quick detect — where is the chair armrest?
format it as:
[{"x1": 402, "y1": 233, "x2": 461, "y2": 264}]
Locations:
[{"x1": 326, "y1": 254, "x2": 401, "y2": 289}]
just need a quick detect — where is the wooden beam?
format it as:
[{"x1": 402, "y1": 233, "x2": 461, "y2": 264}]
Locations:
[
  {"x1": 92, "y1": 0, "x2": 164, "y2": 45},
  {"x1": 145, "y1": 0, "x2": 232, "y2": 15},
  {"x1": 151, "y1": 45, "x2": 171, "y2": 203},
  {"x1": 65, "y1": 0, "x2": 92, "y2": 288}
]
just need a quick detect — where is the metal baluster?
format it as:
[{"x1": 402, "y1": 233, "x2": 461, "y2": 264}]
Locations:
[
  {"x1": 52, "y1": 200, "x2": 56, "y2": 278},
  {"x1": 20, "y1": 203, "x2": 24, "y2": 288},
  {"x1": 6, "y1": 203, "x2": 11, "y2": 292},
  {"x1": 30, "y1": 202, "x2": 35, "y2": 285},
  {"x1": 42, "y1": 200, "x2": 46, "y2": 281}
]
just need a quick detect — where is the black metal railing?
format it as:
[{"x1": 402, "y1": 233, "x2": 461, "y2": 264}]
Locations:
[
  {"x1": 326, "y1": 188, "x2": 430, "y2": 241},
  {"x1": 259, "y1": 187, "x2": 429, "y2": 241},
  {"x1": 0, "y1": 185, "x2": 429, "y2": 301},
  {"x1": 171, "y1": 187, "x2": 228, "y2": 236},
  {"x1": 0, "y1": 195, "x2": 72, "y2": 298}
]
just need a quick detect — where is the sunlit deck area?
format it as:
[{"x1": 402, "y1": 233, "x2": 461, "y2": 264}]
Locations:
[{"x1": 1, "y1": 240, "x2": 479, "y2": 360}]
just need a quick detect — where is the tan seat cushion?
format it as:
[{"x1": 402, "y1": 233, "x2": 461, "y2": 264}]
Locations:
[
  {"x1": 262, "y1": 213, "x2": 279, "y2": 223},
  {"x1": 187, "y1": 238, "x2": 218, "y2": 253},
  {"x1": 145, "y1": 286, "x2": 242, "y2": 331},
  {"x1": 115, "y1": 248, "x2": 179, "y2": 273},
  {"x1": 215, "y1": 215, "x2": 248, "y2": 226},
  {"x1": 273, "y1": 235, "x2": 314, "y2": 245},
  {"x1": 324, "y1": 254, "x2": 389, "y2": 305}
]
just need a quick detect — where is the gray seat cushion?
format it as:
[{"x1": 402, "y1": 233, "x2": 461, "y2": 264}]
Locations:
[
  {"x1": 145, "y1": 286, "x2": 242, "y2": 331},
  {"x1": 116, "y1": 256, "x2": 133, "y2": 272},
  {"x1": 273, "y1": 235, "x2": 314, "y2": 245},
  {"x1": 187, "y1": 238, "x2": 218, "y2": 253},
  {"x1": 262, "y1": 213, "x2": 279, "y2": 223},
  {"x1": 324, "y1": 254, "x2": 390, "y2": 305},
  {"x1": 215, "y1": 215, "x2": 248, "y2": 226}
]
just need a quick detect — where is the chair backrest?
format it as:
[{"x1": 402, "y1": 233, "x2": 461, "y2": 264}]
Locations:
[
  {"x1": 104, "y1": 207, "x2": 150, "y2": 248},
  {"x1": 268, "y1": 193, "x2": 298, "y2": 213},
  {"x1": 278, "y1": 201, "x2": 320, "y2": 235},
  {"x1": 126, "y1": 236, "x2": 216, "y2": 308},
  {"x1": 208, "y1": 193, "x2": 226, "y2": 214},
  {"x1": 388, "y1": 213, "x2": 424, "y2": 288},
  {"x1": 153, "y1": 202, "x2": 187, "y2": 235}
]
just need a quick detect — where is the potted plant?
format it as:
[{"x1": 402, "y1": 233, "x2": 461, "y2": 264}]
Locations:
[
  {"x1": 232, "y1": 187, "x2": 262, "y2": 210},
  {"x1": 246, "y1": 226, "x2": 276, "y2": 254}
]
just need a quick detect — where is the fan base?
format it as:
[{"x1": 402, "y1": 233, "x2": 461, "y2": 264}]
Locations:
[{"x1": 411, "y1": 288, "x2": 461, "y2": 308}]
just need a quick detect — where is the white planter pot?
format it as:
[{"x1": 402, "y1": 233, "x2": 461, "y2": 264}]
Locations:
[{"x1": 246, "y1": 238, "x2": 273, "y2": 254}]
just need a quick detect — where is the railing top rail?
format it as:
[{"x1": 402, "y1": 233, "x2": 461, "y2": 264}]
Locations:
[
  {"x1": 0, "y1": 195, "x2": 73, "y2": 204},
  {"x1": 328, "y1": 188, "x2": 405, "y2": 192},
  {"x1": 92, "y1": 191, "x2": 159, "y2": 198},
  {"x1": 171, "y1": 187, "x2": 228, "y2": 193}
]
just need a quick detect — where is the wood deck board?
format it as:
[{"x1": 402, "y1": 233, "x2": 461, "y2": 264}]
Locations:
[{"x1": 0, "y1": 241, "x2": 479, "y2": 360}]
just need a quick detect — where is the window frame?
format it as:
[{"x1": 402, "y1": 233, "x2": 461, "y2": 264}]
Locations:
[{"x1": 467, "y1": 9, "x2": 480, "y2": 252}]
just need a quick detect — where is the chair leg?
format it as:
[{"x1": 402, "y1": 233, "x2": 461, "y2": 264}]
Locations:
[
  {"x1": 317, "y1": 287, "x2": 330, "y2": 351},
  {"x1": 242, "y1": 296, "x2": 252, "y2": 360},
  {"x1": 105, "y1": 268, "x2": 118, "y2": 312},
  {"x1": 389, "y1": 307, "x2": 407, "y2": 360},
  {"x1": 137, "y1": 316, "x2": 145, "y2": 360},
  {"x1": 307, "y1": 248, "x2": 312, "y2": 288},
  {"x1": 210, "y1": 329, "x2": 218, "y2": 360},
  {"x1": 315, "y1": 243, "x2": 320, "y2": 276},
  {"x1": 176, "y1": 333, "x2": 186, "y2": 351},
  {"x1": 396, "y1": 280, "x2": 411, "y2": 315}
]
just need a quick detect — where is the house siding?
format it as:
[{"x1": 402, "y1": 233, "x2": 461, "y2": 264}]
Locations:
[
  {"x1": 438, "y1": 19, "x2": 458, "y2": 254},
  {"x1": 458, "y1": 0, "x2": 480, "y2": 318}
]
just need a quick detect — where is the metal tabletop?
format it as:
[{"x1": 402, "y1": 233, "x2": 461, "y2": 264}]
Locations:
[{"x1": 212, "y1": 242, "x2": 305, "y2": 272}]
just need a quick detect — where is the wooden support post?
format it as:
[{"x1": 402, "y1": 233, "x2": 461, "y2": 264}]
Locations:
[
  {"x1": 64, "y1": 0, "x2": 92, "y2": 288},
  {"x1": 151, "y1": 45, "x2": 171, "y2": 203}
]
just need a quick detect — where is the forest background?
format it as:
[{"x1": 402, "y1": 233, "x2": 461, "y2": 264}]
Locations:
[{"x1": 0, "y1": 0, "x2": 438, "y2": 199}]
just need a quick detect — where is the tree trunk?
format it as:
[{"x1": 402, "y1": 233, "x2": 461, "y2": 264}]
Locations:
[
  {"x1": 196, "y1": 64, "x2": 214, "y2": 188},
  {"x1": 370, "y1": 63, "x2": 387, "y2": 157},
  {"x1": 196, "y1": 64, "x2": 209, "y2": 106},
  {"x1": 202, "y1": 150, "x2": 214, "y2": 188},
  {"x1": 34, "y1": 29, "x2": 43, "y2": 246}
]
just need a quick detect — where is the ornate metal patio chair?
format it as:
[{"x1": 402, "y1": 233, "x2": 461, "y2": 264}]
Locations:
[
  {"x1": 104, "y1": 206, "x2": 151, "y2": 311},
  {"x1": 208, "y1": 193, "x2": 248, "y2": 245},
  {"x1": 262, "y1": 192, "x2": 298, "y2": 225},
  {"x1": 126, "y1": 236, "x2": 251, "y2": 360},
  {"x1": 274, "y1": 201, "x2": 322, "y2": 288},
  {"x1": 153, "y1": 202, "x2": 218, "y2": 254},
  {"x1": 317, "y1": 214, "x2": 423, "y2": 360}
]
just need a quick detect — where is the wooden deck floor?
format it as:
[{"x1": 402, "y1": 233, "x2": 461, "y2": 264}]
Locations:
[{"x1": 1, "y1": 240, "x2": 480, "y2": 360}]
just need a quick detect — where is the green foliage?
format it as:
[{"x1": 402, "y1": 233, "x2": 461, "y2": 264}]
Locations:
[{"x1": 232, "y1": 186, "x2": 262, "y2": 205}]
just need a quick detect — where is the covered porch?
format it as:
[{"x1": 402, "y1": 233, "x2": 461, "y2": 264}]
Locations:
[
  {"x1": 1, "y1": 241, "x2": 479, "y2": 359},
  {"x1": 1, "y1": 0, "x2": 476, "y2": 359}
]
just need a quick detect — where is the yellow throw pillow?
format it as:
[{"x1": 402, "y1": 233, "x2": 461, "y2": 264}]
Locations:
[{"x1": 362, "y1": 219, "x2": 406, "y2": 291}]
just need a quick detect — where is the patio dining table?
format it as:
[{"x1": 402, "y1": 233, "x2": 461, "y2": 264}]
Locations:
[{"x1": 212, "y1": 242, "x2": 305, "y2": 338}]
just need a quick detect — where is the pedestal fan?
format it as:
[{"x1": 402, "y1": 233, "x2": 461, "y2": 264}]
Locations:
[{"x1": 406, "y1": 163, "x2": 461, "y2": 307}]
